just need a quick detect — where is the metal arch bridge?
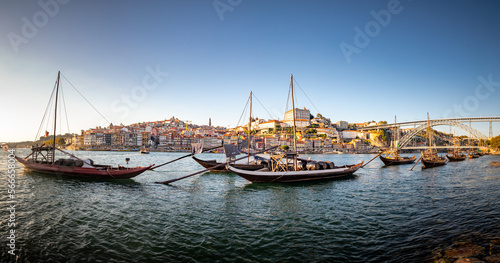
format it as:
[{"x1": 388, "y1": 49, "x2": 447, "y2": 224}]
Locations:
[{"x1": 358, "y1": 116, "x2": 500, "y2": 148}]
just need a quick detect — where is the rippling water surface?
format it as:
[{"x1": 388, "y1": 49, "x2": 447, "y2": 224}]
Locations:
[{"x1": 1, "y1": 149, "x2": 499, "y2": 262}]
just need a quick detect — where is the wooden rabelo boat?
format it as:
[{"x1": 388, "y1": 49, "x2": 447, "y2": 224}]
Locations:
[
  {"x1": 446, "y1": 138, "x2": 466, "y2": 162},
  {"x1": 421, "y1": 149, "x2": 447, "y2": 168},
  {"x1": 446, "y1": 150, "x2": 467, "y2": 162},
  {"x1": 192, "y1": 155, "x2": 265, "y2": 172},
  {"x1": 228, "y1": 74, "x2": 363, "y2": 183},
  {"x1": 380, "y1": 154, "x2": 417, "y2": 165},
  {"x1": 420, "y1": 113, "x2": 447, "y2": 168},
  {"x1": 15, "y1": 147, "x2": 152, "y2": 179},
  {"x1": 15, "y1": 72, "x2": 153, "y2": 179},
  {"x1": 468, "y1": 151, "x2": 480, "y2": 158},
  {"x1": 192, "y1": 144, "x2": 266, "y2": 172},
  {"x1": 191, "y1": 91, "x2": 267, "y2": 172},
  {"x1": 228, "y1": 153, "x2": 363, "y2": 183},
  {"x1": 379, "y1": 116, "x2": 416, "y2": 166}
]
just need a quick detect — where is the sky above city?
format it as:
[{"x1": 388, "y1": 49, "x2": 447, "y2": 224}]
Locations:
[{"x1": 1, "y1": 0, "x2": 500, "y2": 142}]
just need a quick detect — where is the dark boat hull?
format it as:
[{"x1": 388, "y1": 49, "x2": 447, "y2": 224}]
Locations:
[
  {"x1": 421, "y1": 157, "x2": 447, "y2": 168},
  {"x1": 380, "y1": 155, "x2": 416, "y2": 166},
  {"x1": 15, "y1": 157, "x2": 152, "y2": 179},
  {"x1": 446, "y1": 154, "x2": 466, "y2": 162},
  {"x1": 228, "y1": 162, "x2": 363, "y2": 183},
  {"x1": 192, "y1": 156, "x2": 265, "y2": 172}
]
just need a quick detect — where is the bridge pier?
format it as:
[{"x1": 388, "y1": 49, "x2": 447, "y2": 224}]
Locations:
[{"x1": 489, "y1": 120, "x2": 493, "y2": 139}]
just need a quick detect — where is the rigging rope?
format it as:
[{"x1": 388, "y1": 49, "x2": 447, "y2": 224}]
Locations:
[
  {"x1": 60, "y1": 73, "x2": 111, "y2": 125},
  {"x1": 285, "y1": 83, "x2": 291, "y2": 113},
  {"x1": 60, "y1": 82, "x2": 71, "y2": 137},
  {"x1": 35, "y1": 81, "x2": 57, "y2": 141},
  {"x1": 44, "y1": 87, "x2": 56, "y2": 142},
  {"x1": 293, "y1": 78, "x2": 321, "y2": 114},
  {"x1": 236, "y1": 96, "x2": 250, "y2": 128},
  {"x1": 252, "y1": 93, "x2": 276, "y2": 120}
]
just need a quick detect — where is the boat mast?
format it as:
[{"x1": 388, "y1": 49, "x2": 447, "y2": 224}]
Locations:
[
  {"x1": 247, "y1": 91, "x2": 252, "y2": 164},
  {"x1": 427, "y1": 112, "x2": 431, "y2": 151},
  {"x1": 394, "y1": 115, "x2": 397, "y2": 152},
  {"x1": 52, "y1": 71, "x2": 60, "y2": 164},
  {"x1": 290, "y1": 74, "x2": 298, "y2": 170}
]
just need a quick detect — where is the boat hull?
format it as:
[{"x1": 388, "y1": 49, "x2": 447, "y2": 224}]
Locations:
[
  {"x1": 228, "y1": 162, "x2": 363, "y2": 183},
  {"x1": 380, "y1": 155, "x2": 416, "y2": 166},
  {"x1": 421, "y1": 158, "x2": 447, "y2": 168},
  {"x1": 446, "y1": 154, "x2": 466, "y2": 162},
  {"x1": 15, "y1": 157, "x2": 152, "y2": 179},
  {"x1": 192, "y1": 156, "x2": 265, "y2": 172}
]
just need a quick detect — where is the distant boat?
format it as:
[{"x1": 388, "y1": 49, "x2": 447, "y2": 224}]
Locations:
[
  {"x1": 140, "y1": 147, "x2": 150, "y2": 154},
  {"x1": 191, "y1": 91, "x2": 267, "y2": 172},
  {"x1": 379, "y1": 116, "x2": 416, "y2": 166},
  {"x1": 228, "y1": 74, "x2": 363, "y2": 183},
  {"x1": 446, "y1": 148, "x2": 467, "y2": 162},
  {"x1": 15, "y1": 72, "x2": 153, "y2": 179},
  {"x1": 421, "y1": 148, "x2": 447, "y2": 168},
  {"x1": 446, "y1": 152, "x2": 467, "y2": 161},
  {"x1": 380, "y1": 154, "x2": 416, "y2": 165},
  {"x1": 421, "y1": 113, "x2": 447, "y2": 168},
  {"x1": 446, "y1": 135, "x2": 466, "y2": 162},
  {"x1": 468, "y1": 151, "x2": 480, "y2": 158},
  {"x1": 192, "y1": 154, "x2": 265, "y2": 172}
]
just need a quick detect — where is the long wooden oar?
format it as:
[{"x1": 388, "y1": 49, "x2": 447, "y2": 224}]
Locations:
[
  {"x1": 149, "y1": 145, "x2": 223, "y2": 170},
  {"x1": 410, "y1": 156, "x2": 423, "y2": 171},
  {"x1": 155, "y1": 146, "x2": 278, "y2": 185},
  {"x1": 361, "y1": 152, "x2": 382, "y2": 168}
]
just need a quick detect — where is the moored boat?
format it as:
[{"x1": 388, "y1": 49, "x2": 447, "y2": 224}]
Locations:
[
  {"x1": 421, "y1": 149, "x2": 447, "y2": 168},
  {"x1": 15, "y1": 72, "x2": 153, "y2": 179},
  {"x1": 16, "y1": 148, "x2": 152, "y2": 179},
  {"x1": 380, "y1": 155, "x2": 417, "y2": 165},
  {"x1": 468, "y1": 151, "x2": 480, "y2": 158},
  {"x1": 420, "y1": 113, "x2": 447, "y2": 168},
  {"x1": 228, "y1": 154, "x2": 363, "y2": 183},
  {"x1": 379, "y1": 116, "x2": 416, "y2": 166},
  {"x1": 192, "y1": 155, "x2": 265, "y2": 172},
  {"x1": 228, "y1": 74, "x2": 362, "y2": 183},
  {"x1": 191, "y1": 91, "x2": 268, "y2": 172},
  {"x1": 446, "y1": 151, "x2": 467, "y2": 161},
  {"x1": 140, "y1": 147, "x2": 150, "y2": 154}
]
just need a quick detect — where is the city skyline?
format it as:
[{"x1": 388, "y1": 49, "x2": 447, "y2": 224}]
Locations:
[{"x1": 1, "y1": 1, "x2": 500, "y2": 142}]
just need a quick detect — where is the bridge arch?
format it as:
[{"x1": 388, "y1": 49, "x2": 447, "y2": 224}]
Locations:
[{"x1": 399, "y1": 120, "x2": 487, "y2": 148}]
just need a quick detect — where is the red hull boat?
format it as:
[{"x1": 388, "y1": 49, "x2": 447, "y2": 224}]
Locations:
[
  {"x1": 16, "y1": 156, "x2": 152, "y2": 179},
  {"x1": 15, "y1": 71, "x2": 153, "y2": 179}
]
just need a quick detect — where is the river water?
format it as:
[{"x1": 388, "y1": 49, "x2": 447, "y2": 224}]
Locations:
[{"x1": 1, "y1": 149, "x2": 499, "y2": 262}]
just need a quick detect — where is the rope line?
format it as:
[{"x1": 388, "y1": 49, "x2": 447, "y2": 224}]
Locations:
[
  {"x1": 61, "y1": 73, "x2": 111, "y2": 125},
  {"x1": 293, "y1": 78, "x2": 321, "y2": 114},
  {"x1": 252, "y1": 93, "x2": 276, "y2": 120},
  {"x1": 35, "y1": 81, "x2": 57, "y2": 141},
  {"x1": 236, "y1": 96, "x2": 250, "y2": 128},
  {"x1": 60, "y1": 82, "x2": 71, "y2": 136}
]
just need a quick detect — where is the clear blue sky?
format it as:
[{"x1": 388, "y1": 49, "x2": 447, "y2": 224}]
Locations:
[{"x1": 1, "y1": 0, "x2": 499, "y2": 142}]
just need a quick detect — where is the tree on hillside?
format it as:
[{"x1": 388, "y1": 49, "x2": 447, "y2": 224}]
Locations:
[
  {"x1": 491, "y1": 135, "x2": 500, "y2": 149},
  {"x1": 56, "y1": 137, "x2": 66, "y2": 145}
]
